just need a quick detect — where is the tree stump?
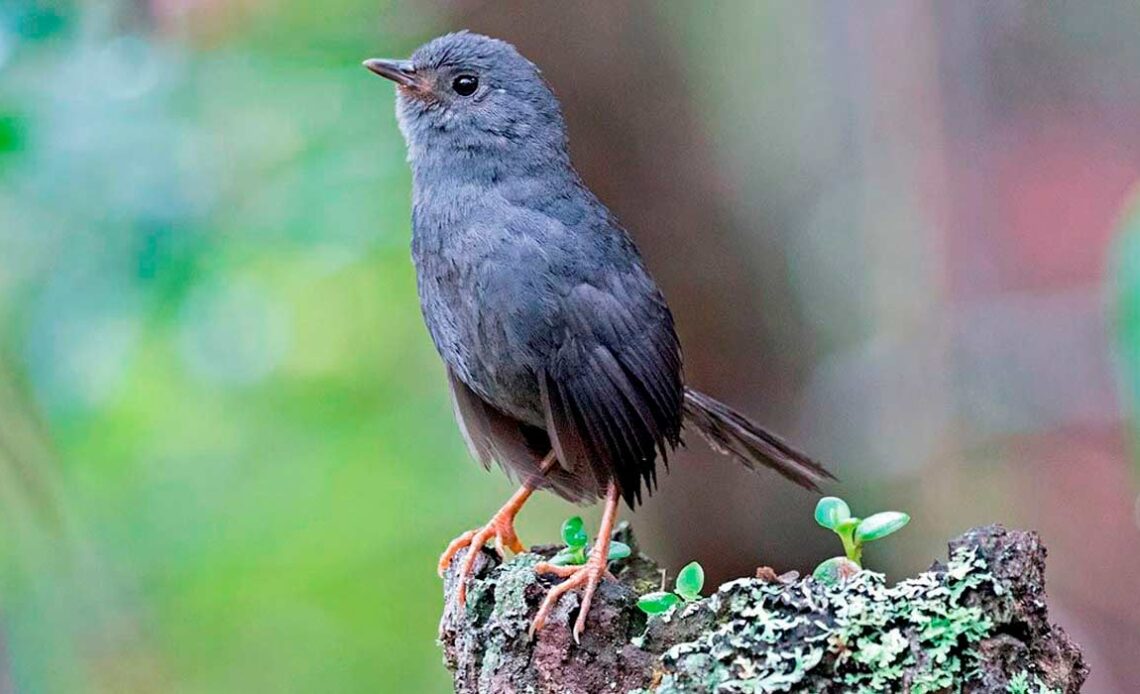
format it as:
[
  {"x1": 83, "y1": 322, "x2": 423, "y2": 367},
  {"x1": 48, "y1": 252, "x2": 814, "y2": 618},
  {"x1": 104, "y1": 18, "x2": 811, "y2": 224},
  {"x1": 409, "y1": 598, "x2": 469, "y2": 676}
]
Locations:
[{"x1": 438, "y1": 524, "x2": 1087, "y2": 693}]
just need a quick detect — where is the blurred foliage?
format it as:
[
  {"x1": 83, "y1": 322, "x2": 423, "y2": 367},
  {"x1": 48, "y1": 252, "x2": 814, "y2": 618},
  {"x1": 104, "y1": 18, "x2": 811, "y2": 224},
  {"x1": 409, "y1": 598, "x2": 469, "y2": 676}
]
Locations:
[
  {"x1": 1112, "y1": 185, "x2": 1140, "y2": 476},
  {"x1": 0, "y1": 1, "x2": 558, "y2": 691}
]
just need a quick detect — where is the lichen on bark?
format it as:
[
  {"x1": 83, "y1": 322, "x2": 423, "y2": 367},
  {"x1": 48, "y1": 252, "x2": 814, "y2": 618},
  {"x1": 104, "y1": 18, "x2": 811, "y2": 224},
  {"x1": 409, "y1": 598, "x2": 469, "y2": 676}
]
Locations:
[{"x1": 438, "y1": 524, "x2": 1086, "y2": 693}]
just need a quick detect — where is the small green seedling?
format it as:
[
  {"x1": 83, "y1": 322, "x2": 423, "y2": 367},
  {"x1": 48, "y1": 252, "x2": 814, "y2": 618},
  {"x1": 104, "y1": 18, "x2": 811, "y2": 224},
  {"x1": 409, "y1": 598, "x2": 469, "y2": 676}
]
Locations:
[
  {"x1": 637, "y1": 561, "x2": 705, "y2": 614},
  {"x1": 548, "y1": 516, "x2": 632, "y2": 566},
  {"x1": 812, "y1": 496, "x2": 909, "y2": 584}
]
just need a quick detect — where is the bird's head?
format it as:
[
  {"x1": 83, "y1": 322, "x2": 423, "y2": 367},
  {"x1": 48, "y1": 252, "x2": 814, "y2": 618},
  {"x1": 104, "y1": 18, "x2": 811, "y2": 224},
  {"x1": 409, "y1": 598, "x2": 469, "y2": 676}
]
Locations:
[{"x1": 364, "y1": 32, "x2": 570, "y2": 174}]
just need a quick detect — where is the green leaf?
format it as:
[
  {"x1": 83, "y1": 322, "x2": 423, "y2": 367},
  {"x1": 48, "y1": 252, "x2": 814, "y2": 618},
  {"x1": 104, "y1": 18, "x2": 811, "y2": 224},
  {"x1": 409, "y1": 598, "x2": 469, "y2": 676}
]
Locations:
[
  {"x1": 636, "y1": 591, "x2": 680, "y2": 614},
  {"x1": 814, "y1": 497, "x2": 851, "y2": 530},
  {"x1": 607, "y1": 541, "x2": 631, "y2": 562},
  {"x1": 547, "y1": 550, "x2": 572, "y2": 566},
  {"x1": 811, "y1": 556, "x2": 862, "y2": 586},
  {"x1": 855, "y1": 512, "x2": 910, "y2": 543},
  {"x1": 675, "y1": 561, "x2": 704, "y2": 601},
  {"x1": 561, "y1": 516, "x2": 588, "y2": 548},
  {"x1": 548, "y1": 546, "x2": 586, "y2": 566}
]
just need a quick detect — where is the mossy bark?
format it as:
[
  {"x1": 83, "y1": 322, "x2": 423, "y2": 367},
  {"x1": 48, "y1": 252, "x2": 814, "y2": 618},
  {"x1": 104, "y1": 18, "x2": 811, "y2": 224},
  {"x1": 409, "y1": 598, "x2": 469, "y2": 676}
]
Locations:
[{"x1": 438, "y1": 525, "x2": 1086, "y2": 693}]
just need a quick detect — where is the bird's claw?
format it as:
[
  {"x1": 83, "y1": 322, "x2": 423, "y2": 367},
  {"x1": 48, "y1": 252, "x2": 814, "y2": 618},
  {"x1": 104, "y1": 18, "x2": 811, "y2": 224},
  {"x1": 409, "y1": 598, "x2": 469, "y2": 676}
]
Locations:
[
  {"x1": 530, "y1": 551, "x2": 609, "y2": 643},
  {"x1": 438, "y1": 512, "x2": 526, "y2": 606},
  {"x1": 533, "y1": 561, "x2": 616, "y2": 581}
]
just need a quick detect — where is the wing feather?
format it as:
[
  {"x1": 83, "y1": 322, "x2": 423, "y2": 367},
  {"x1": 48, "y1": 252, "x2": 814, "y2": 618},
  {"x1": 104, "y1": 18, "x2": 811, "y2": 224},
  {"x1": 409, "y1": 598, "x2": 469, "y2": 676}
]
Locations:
[{"x1": 541, "y1": 281, "x2": 684, "y2": 507}]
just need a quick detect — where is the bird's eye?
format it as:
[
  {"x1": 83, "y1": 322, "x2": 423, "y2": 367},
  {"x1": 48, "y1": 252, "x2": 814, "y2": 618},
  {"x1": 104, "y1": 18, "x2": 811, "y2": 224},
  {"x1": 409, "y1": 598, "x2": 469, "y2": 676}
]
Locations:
[{"x1": 452, "y1": 75, "x2": 479, "y2": 96}]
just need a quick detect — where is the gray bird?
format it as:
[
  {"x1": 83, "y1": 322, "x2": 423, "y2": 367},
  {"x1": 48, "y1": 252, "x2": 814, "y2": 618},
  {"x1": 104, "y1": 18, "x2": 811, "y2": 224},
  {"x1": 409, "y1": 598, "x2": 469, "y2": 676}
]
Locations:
[{"x1": 364, "y1": 31, "x2": 833, "y2": 641}]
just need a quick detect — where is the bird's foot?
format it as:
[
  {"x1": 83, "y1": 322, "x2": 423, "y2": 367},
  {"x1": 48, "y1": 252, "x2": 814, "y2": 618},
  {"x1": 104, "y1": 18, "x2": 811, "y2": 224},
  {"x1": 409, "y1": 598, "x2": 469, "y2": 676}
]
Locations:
[
  {"x1": 438, "y1": 507, "x2": 526, "y2": 606},
  {"x1": 530, "y1": 546, "x2": 610, "y2": 643}
]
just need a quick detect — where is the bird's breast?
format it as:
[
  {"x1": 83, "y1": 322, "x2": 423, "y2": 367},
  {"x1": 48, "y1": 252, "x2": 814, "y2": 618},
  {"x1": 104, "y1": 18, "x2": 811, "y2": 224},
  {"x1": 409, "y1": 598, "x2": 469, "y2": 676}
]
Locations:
[{"x1": 411, "y1": 218, "x2": 552, "y2": 427}]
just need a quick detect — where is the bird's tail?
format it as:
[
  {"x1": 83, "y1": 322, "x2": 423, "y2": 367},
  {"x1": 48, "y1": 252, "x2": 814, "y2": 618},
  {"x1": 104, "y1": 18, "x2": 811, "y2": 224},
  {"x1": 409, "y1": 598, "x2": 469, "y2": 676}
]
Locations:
[{"x1": 682, "y1": 388, "x2": 835, "y2": 492}]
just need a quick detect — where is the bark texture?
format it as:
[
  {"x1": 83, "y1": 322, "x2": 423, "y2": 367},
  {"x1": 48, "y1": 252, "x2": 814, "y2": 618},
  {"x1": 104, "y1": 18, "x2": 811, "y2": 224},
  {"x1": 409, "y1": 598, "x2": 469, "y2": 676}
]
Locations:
[{"x1": 438, "y1": 524, "x2": 1086, "y2": 693}]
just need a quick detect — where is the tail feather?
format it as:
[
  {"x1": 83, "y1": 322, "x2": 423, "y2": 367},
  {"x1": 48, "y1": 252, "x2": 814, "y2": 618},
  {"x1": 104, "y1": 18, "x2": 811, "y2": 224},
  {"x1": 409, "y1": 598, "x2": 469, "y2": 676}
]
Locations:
[{"x1": 682, "y1": 388, "x2": 835, "y2": 491}]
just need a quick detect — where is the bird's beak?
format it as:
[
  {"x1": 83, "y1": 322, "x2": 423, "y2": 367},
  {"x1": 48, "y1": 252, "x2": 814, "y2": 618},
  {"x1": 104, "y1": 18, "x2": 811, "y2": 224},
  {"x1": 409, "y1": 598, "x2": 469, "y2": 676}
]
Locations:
[{"x1": 362, "y1": 58, "x2": 420, "y2": 89}]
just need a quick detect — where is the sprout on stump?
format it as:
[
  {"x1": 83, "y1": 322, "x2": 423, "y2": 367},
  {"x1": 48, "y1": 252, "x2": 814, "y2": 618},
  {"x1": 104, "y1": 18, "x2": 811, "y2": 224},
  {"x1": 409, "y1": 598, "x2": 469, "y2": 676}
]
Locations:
[
  {"x1": 549, "y1": 516, "x2": 632, "y2": 566},
  {"x1": 813, "y1": 496, "x2": 909, "y2": 585},
  {"x1": 637, "y1": 561, "x2": 705, "y2": 615}
]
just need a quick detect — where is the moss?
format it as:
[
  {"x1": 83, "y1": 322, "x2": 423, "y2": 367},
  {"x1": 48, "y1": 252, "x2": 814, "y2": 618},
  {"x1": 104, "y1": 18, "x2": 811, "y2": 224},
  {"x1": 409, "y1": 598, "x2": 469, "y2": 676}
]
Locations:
[{"x1": 644, "y1": 547, "x2": 1004, "y2": 693}]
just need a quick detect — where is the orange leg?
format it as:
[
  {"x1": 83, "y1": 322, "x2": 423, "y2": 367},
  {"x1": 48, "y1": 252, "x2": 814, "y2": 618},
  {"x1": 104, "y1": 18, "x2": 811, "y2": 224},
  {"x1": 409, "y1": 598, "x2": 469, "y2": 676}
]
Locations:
[
  {"x1": 439, "y1": 452, "x2": 557, "y2": 606},
  {"x1": 531, "y1": 481, "x2": 621, "y2": 643}
]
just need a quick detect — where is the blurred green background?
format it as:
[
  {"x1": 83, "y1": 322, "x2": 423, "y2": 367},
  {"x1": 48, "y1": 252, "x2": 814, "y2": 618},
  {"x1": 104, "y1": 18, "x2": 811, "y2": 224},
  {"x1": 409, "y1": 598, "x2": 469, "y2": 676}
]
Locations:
[{"x1": 2, "y1": 1, "x2": 1140, "y2": 692}]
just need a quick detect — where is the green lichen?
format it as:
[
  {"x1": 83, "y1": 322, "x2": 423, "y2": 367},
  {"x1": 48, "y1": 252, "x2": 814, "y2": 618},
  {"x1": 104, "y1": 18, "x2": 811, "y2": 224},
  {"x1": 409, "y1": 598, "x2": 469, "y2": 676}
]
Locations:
[
  {"x1": 462, "y1": 552, "x2": 542, "y2": 627},
  {"x1": 461, "y1": 553, "x2": 543, "y2": 693},
  {"x1": 1007, "y1": 671, "x2": 1061, "y2": 694},
  {"x1": 645, "y1": 547, "x2": 1004, "y2": 693},
  {"x1": 490, "y1": 553, "x2": 541, "y2": 621}
]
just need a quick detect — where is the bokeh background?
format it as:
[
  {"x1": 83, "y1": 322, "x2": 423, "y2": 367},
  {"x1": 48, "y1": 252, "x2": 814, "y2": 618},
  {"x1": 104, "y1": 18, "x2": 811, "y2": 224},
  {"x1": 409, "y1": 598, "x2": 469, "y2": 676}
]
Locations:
[{"x1": 1, "y1": 0, "x2": 1139, "y2": 691}]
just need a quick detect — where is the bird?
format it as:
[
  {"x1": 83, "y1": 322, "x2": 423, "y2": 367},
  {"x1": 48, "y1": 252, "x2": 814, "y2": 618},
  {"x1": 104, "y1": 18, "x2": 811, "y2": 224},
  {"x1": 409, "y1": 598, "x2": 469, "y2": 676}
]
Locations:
[{"x1": 363, "y1": 31, "x2": 833, "y2": 642}]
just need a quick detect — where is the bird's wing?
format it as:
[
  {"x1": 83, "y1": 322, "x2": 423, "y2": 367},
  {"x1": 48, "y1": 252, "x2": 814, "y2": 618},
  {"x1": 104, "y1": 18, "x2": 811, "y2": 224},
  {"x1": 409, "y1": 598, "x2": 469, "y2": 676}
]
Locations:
[
  {"x1": 447, "y1": 367, "x2": 594, "y2": 502},
  {"x1": 540, "y1": 279, "x2": 684, "y2": 508}
]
